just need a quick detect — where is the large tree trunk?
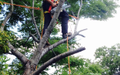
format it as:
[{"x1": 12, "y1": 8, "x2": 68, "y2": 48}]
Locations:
[{"x1": 23, "y1": 0, "x2": 66, "y2": 74}]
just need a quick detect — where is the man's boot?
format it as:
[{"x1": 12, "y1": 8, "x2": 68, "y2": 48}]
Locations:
[{"x1": 62, "y1": 32, "x2": 72, "y2": 39}]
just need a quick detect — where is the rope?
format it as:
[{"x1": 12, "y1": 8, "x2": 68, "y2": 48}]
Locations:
[
  {"x1": 0, "y1": 1, "x2": 41, "y2": 10},
  {"x1": 40, "y1": 8, "x2": 44, "y2": 39},
  {"x1": 69, "y1": 14, "x2": 78, "y2": 20},
  {"x1": 36, "y1": 66, "x2": 37, "y2": 70},
  {"x1": 67, "y1": 36, "x2": 71, "y2": 75},
  {"x1": 0, "y1": 1, "x2": 3, "y2": 13}
]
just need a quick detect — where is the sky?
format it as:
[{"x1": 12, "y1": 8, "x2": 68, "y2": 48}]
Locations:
[{"x1": 72, "y1": 2, "x2": 120, "y2": 61}]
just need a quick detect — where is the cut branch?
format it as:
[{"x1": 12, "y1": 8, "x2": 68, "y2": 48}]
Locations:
[
  {"x1": 0, "y1": 0, "x2": 14, "y2": 31},
  {"x1": 32, "y1": 47, "x2": 85, "y2": 75}
]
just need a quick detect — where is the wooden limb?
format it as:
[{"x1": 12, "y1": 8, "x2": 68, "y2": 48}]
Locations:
[
  {"x1": 77, "y1": 0, "x2": 83, "y2": 18},
  {"x1": 78, "y1": 34, "x2": 85, "y2": 37},
  {"x1": 29, "y1": 33, "x2": 40, "y2": 43},
  {"x1": 74, "y1": 0, "x2": 83, "y2": 33},
  {"x1": 0, "y1": 0, "x2": 14, "y2": 31},
  {"x1": 32, "y1": 47, "x2": 85, "y2": 75},
  {"x1": 31, "y1": 0, "x2": 41, "y2": 40},
  {"x1": 8, "y1": 42, "x2": 28, "y2": 65}
]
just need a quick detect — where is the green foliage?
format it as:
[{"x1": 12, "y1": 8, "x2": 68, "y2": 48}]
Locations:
[
  {"x1": 95, "y1": 44, "x2": 120, "y2": 75},
  {"x1": 0, "y1": 55, "x2": 9, "y2": 75},
  {"x1": 0, "y1": 30, "x2": 16, "y2": 54},
  {"x1": 81, "y1": 0, "x2": 118, "y2": 20},
  {"x1": 9, "y1": 58, "x2": 24, "y2": 75}
]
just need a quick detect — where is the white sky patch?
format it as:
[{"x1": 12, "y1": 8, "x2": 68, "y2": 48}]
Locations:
[{"x1": 73, "y1": 6, "x2": 120, "y2": 61}]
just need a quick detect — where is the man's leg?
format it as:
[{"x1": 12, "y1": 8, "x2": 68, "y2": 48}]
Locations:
[
  {"x1": 43, "y1": 13, "x2": 51, "y2": 47},
  {"x1": 59, "y1": 10, "x2": 70, "y2": 38},
  {"x1": 43, "y1": 13, "x2": 52, "y2": 34}
]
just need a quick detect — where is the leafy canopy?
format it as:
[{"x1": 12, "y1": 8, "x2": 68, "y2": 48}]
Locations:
[{"x1": 95, "y1": 44, "x2": 120, "y2": 75}]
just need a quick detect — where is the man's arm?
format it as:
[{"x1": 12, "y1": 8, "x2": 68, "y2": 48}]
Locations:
[{"x1": 46, "y1": 0, "x2": 57, "y2": 7}]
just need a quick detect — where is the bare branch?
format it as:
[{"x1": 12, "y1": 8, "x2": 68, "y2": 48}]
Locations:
[
  {"x1": 32, "y1": 47, "x2": 85, "y2": 75},
  {"x1": 74, "y1": 0, "x2": 83, "y2": 33},
  {"x1": 31, "y1": 0, "x2": 41, "y2": 39},
  {"x1": 77, "y1": 0, "x2": 83, "y2": 18},
  {"x1": 29, "y1": 33, "x2": 40, "y2": 43},
  {"x1": 8, "y1": 42, "x2": 28, "y2": 65},
  {"x1": 78, "y1": 34, "x2": 85, "y2": 37},
  {"x1": 0, "y1": 0, "x2": 14, "y2": 31}
]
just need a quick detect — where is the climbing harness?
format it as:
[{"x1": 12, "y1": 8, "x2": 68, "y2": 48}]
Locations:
[{"x1": 44, "y1": 0, "x2": 54, "y2": 14}]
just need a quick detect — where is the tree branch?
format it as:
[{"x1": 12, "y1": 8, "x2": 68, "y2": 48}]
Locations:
[
  {"x1": 74, "y1": 0, "x2": 83, "y2": 33},
  {"x1": 0, "y1": 0, "x2": 14, "y2": 31},
  {"x1": 31, "y1": 0, "x2": 41, "y2": 40},
  {"x1": 8, "y1": 42, "x2": 28, "y2": 65},
  {"x1": 32, "y1": 47, "x2": 85, "y2": 75},
  {"x1": 29, "y1": 33, "x2": 40, "y2": 43}
]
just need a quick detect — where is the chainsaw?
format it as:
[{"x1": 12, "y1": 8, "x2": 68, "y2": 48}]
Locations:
[{"x1": 51, "y1": 4, "x2": 71, "y2": 14}]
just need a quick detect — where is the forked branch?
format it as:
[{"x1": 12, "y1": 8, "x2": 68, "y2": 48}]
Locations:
[{"x1": 32, "y1": 47, "x2": 85, "y2": 75}]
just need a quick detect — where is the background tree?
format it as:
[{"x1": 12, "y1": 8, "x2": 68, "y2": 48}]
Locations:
[
  {"x1": 55, "y1": 57, "x2": 104, "y2": 75},
  {"x1": 94, "y1": 44, "x2": 120, "y2": 75},
  {"x1": 0, "y1": 0, "x2": 119, "y2": 75}
]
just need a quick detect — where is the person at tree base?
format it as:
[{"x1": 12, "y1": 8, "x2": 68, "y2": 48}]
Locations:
[{"x1": 42, "y1": 0, "x2": 72, "y2": 47}]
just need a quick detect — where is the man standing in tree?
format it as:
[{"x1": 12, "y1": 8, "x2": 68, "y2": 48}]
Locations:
[{"x1": 42, "y1": 0, "x2": 71, "y2": 41}]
